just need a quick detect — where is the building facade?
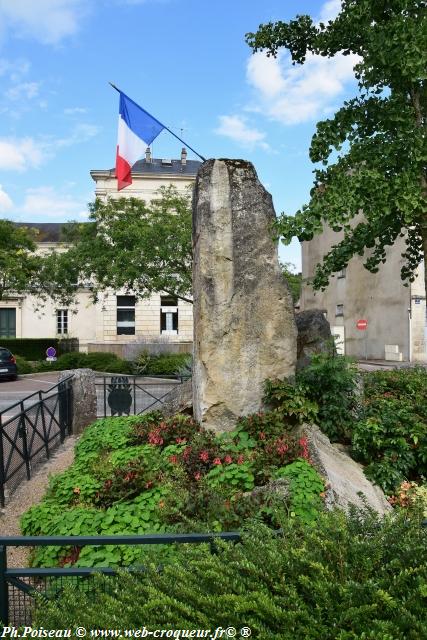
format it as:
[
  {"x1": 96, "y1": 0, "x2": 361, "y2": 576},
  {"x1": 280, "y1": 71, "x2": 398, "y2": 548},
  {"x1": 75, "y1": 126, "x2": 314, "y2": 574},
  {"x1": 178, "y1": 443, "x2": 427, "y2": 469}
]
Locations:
[
  {"x1": 0, "y1": 150, "x2": 200, "y2": 357},
  {"x1": 301, "y1": 224, "x2": 426, "y2": 362}
]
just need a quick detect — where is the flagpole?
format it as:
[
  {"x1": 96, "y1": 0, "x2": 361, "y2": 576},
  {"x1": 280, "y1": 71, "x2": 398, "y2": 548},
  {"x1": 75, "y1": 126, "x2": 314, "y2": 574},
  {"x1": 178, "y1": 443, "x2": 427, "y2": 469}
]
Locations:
[{"x1": 109, "y1": 82, "x2": 206, "y2": 162}]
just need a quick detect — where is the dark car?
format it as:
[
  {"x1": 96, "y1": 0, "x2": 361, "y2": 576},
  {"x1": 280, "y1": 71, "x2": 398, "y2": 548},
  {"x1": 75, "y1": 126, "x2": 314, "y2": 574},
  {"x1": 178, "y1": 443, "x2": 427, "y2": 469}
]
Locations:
[{"x1": 0, "y1": 347, "x2": 18, "y2": 380}]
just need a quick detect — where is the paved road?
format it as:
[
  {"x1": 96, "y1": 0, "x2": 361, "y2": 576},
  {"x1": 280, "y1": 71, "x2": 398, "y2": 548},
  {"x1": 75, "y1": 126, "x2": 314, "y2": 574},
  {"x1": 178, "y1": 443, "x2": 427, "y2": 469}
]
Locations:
[{"x1": 0, "y1": 372, "x2": 60, "y2": 415}]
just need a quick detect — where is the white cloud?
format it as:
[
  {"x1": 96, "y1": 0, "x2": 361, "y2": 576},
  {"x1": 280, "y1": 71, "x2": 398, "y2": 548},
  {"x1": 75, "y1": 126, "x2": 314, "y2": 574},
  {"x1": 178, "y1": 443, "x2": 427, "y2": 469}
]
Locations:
[
  {"x1": 0, "y1": 184, "x2": 13, "y2": 211},
  {"x1": 243, "y1": 0, "x2": 357, "y2": 127},
  {"x1": 5, "y1": 81, "x2": 40, "y2": 100},
  {"x1": 64, "y1": 106, "x2": 88, "y2": 115},
  {"x1": 319, "y1": 0, "x2": 342, "y2": 23},
  {"x1": 0, "y1": 0, "x2": 87, "y2": 46},
  {"x1": 215, "y1": 115, "x2": 270, "y2": 150},
  {"x1": 246, "y1": 49, "x2": 358, "y2": 126},
  {"x1": 56, "y1": 122, "x2": 100, "y2": 147},
  {"x1": 0, "y1": 137, "x2": 46, "y2": 171},
  {"x1": 21, "y1": 186, "x2": 87, "y2": 219}
]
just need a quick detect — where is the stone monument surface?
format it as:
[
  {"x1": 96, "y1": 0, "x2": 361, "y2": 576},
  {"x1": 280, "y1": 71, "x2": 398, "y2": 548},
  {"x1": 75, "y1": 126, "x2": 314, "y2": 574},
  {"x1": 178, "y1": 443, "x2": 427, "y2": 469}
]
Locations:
[{"x1": 192, "y1": 159, "x2": 297, "y2": 431}]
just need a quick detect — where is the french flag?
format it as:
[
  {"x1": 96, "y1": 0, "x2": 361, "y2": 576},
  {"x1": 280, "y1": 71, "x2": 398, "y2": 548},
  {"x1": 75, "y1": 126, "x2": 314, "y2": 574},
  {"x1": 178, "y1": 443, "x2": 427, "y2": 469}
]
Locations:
[{"x1": 116, "y1": 91, "x2": 165, "y2": 191}]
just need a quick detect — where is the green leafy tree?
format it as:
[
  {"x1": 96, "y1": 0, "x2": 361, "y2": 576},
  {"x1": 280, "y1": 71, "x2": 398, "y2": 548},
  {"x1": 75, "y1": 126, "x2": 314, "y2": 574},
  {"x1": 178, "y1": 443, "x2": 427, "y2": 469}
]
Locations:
[
  {"x1": 0, "y1": 220, "x2": 42, "y2": 301},
  {"x1": 45, "y1": 186, "x2": 193, "y2": 304},
  {"x1": 246, "y1": 1, "x2": 427, "y2": 296},
  {"x1": 281, "y1": 262, "x2": 302, "y2": 303}
]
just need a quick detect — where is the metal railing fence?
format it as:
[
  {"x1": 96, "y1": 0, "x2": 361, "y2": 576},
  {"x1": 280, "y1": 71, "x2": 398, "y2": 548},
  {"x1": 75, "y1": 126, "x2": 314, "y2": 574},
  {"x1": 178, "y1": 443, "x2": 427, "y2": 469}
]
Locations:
[
  {"x1": 96, "y1": 374, "x2": 189, "y2": 417},
  {"x1": 0, "y1": 377, "x2": 73, "y2": 507},
  {"x1": 0, "y1": 532, "x2": 241, "y2": 626}
]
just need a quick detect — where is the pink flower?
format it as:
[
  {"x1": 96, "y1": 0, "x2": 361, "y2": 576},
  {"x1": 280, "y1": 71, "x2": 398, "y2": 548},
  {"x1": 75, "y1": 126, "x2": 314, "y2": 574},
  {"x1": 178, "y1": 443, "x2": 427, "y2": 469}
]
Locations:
[
  {"x1": 213, "y1": 457, "x2": 222, "y2": 465},
  {"x1": 299, "y1": 437, "x2": 308, "y2": 447},
  {"x1": 194, "y1": 472, "x2": 201, "y2": 481},
  {"x1": 199, "y1": 450, "x2": 209, "y2": 462},
  {"x1": 224, "y1": 455, "x2": 233, "y2": 464},
  {"x1": 176, "y1": 437, "x2": 186, "y2": 444},
  {"x1": 169, "y1": 455, "x2": 178, "y2": 464},
  {"x1": 236, "y1": 455, "x2": 244, "y2": 465}
]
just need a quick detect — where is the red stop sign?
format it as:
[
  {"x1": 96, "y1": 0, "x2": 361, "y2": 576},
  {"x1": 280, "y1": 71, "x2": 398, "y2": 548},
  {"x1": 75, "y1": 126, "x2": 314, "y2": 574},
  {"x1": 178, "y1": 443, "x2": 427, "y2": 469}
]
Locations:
[{"x1": 356, "y1": 319, "x2": 368, "y2": 330}]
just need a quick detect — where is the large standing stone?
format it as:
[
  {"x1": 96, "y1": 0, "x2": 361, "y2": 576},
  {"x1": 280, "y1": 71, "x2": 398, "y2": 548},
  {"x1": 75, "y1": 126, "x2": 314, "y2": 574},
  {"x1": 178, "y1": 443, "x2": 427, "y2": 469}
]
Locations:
[{"x1": 192, "y1": 159, "x2": 297, "y2": 432}]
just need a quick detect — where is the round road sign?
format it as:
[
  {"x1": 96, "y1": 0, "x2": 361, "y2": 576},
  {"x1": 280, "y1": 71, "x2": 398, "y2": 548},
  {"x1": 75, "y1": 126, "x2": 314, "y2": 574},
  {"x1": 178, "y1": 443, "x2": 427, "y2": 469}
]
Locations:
[
  {"x1": 356, "y1": 319, "x2": 368, "y2": 330},
  {"x1": 46, "y1": 346, "x2": 57, "y2": 358}
]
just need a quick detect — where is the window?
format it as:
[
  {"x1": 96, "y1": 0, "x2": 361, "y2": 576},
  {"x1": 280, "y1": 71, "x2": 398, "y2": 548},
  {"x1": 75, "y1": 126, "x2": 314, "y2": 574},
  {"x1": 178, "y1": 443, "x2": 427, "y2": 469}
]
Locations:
[
  {"x1": 335, "y1": 304, "x2": 344, "y2": 317},
  {"x1": 0, "y1": 308, "x2": 16, "y2": 338},
  {"x1": 117, "y1": 295, "x2": 136, "y2": 335},
  {"x1": 160, "y1": 295, "x2": 178, "y2": 335},
  {"x1": 56, "y1": 309, "x2": 68, "y2": 335}
]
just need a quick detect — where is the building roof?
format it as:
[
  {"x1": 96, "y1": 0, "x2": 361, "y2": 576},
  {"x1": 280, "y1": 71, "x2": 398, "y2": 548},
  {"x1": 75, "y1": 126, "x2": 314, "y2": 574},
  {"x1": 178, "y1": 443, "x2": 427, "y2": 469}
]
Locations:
[
  {"x1": 15, "y1": 222, "x2": 70, "y2": 242},
  {"x1": 91, "y1": 157, "x2": 202, "y2": 180}
]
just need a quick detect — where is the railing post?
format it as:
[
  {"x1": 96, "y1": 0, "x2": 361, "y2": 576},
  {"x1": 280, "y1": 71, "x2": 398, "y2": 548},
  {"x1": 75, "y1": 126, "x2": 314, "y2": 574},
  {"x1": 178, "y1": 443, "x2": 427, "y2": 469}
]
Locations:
[
  {"x1": 67, "y1": 380, "x2": 74, "y2": 435},
  {"x1": 39, "y1": 391, "x2": 50, "y2": 458},
  {"x1": 0, "y1": 544, "x2": 9, "y2": 625},
  {"x1": 103, "y1": 377, "x2": 107, "y2": 418},
  {"x1": 0, "y1": 414, "x2": 5, "y2": 508},
  {"x1": 133, "y1": 377, "x2": 136, "y2": 415},
  {"x1": 19, "y1": 404, "x2": 31, "y2": 481}
]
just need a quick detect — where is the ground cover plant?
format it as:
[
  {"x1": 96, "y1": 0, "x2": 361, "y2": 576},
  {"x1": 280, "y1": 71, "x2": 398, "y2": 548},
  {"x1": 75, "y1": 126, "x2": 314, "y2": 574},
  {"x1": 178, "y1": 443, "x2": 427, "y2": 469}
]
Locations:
[
  {"x1": 21, "y1": 407, "x2": 325, "y2": 568},
  {"x1": 35, "y1": 507, "x2": 427, "y2": 639}
]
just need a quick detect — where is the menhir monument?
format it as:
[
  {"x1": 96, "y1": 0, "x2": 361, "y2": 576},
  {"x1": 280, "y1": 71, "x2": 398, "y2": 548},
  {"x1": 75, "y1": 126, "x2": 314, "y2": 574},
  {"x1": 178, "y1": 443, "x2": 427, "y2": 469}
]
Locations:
[{"x1": 192, "y1": 159, "x2": 297, "y2": 432}]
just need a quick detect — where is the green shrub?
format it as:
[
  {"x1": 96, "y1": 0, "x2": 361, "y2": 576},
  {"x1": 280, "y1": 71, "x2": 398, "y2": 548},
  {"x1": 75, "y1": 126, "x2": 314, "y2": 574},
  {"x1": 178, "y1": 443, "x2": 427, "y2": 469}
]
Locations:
[
  {"x1": 31, "y1": 351, "x2": 132, "y2": 373},
  {"x1": 14, "y1": 355, "x2": 33, "y2": 374},
  {"x1": 134, "y1": 352, "x2": 191, "y2": 376},
  {"x1": 351, "y1": 367, "x2": 427, "y2": 492},
  {"x1": 0, "y1": 338, "x2": 78, "y2": 360},
  {"x1": 34, "y1": 508, "x2": 427, "y2": 639},
  {"x1": 264, "y1": 378, "x2": 319, "y2": 425},
  {"x1": 296, "y1": 352, "x2": 359, "y2": 442}
]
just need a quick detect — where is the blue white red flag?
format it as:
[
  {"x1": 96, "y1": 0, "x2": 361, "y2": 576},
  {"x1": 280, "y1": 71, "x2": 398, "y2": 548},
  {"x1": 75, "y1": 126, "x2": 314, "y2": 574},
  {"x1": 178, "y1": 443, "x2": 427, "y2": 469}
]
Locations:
[{"x1": 116, "y1": 91, "x2": 165, "y2": 190}]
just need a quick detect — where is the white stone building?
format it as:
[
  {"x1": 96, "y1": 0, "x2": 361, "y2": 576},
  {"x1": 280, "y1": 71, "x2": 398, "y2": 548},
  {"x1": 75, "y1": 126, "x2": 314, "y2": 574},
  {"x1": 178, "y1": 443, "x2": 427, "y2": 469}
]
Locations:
[
  {"x1": 301, "y1": 224, "x2": 427, "y2": 362},
  {"x1": 0, "y1": 150, "x2": 201, "y2": 357}
]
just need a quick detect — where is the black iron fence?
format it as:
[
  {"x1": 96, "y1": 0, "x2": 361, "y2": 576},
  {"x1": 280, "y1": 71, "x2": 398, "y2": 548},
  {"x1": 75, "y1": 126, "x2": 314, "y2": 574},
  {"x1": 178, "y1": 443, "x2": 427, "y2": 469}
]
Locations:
[
  {"x1": 0, "y1": 532, "x2": 241, "y2": 626},
  {"x1": 96, "y1": 375, "x2": 188, "y2": 417},
  {"x1": 0, "y1": 377, "x2": 73, "y2": 507}
]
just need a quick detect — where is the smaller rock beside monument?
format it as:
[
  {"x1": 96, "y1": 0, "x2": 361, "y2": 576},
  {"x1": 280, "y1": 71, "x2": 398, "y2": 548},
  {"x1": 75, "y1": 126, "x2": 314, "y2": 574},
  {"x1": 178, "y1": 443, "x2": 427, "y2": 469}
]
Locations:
[
  {"x1": 296, "y1": 309, "x2": 335, "y2": 371},
  {"x1": 298, "y1": 424, "x2": 391, "y2": 515}
]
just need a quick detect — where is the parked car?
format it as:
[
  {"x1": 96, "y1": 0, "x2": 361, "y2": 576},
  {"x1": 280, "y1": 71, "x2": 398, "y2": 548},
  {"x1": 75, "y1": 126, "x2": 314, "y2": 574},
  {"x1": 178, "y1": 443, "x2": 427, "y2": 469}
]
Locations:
[{"x1": 0, "y1": 347, "x2": 18, "y2": 380}]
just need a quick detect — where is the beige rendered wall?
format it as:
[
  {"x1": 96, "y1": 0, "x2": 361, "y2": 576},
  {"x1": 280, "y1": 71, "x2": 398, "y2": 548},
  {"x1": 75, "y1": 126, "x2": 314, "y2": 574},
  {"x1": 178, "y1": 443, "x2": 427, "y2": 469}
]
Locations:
[
  {"x1": 301, "y1": 225, "x2": 426, "y2": 361},
  {"x1": 94, "y1": 291, "x2": 193, "y2": 343},
  {"x1": 92, "y1": 173, "x2": 192, "y2": 203}
]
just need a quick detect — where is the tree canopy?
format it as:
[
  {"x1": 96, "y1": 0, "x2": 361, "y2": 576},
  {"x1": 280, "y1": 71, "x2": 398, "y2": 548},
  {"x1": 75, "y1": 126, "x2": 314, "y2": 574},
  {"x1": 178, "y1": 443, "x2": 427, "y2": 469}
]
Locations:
[
  {"x1": 246, "y1": 0, "x2": 427, "y2": 295},
  {"x1": 45, "y1": 186, "x2": 193, "y2": 304},
  {"x1": 0, "y1": 220, "x2": 42, "y2": 301}
]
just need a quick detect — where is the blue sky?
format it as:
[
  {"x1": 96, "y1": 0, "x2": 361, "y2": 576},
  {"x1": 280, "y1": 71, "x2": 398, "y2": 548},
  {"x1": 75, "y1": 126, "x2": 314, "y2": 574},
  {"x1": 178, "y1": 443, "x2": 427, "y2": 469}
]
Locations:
[{"x1": 0, "y1": 0, "x2": 359, "y2": 271}]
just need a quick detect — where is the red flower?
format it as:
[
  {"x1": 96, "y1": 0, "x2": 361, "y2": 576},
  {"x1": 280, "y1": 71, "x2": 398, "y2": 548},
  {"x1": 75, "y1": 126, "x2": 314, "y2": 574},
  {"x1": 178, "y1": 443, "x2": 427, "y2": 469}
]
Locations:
[
  {"x1": 183, "y1": 446, "x2": 192, "y2": 460},
  {"x1": 169, "y1": 455, "x2": 178, "y2": 464},
  {"x1": 199, "y1": 450, "x2": 209, "y2": 462},
  {"x1": 176, "y1": 437, "x2": 186, "y2": 444},
  {"x1": 236, "y1": 455, "x2": 244, "y2": 465},
  {"x1": 224, "y1": 455, "x2": 233, "y2": 464},
  {"x1": 194, "y1": 472, "x2": 201, "y2": 481},
  {"x1": 213, "y1": 457, "x2": 222, "y2": 465},
  {"x1": 298, "y1": 437, "x2": 308, "y2": 447}
]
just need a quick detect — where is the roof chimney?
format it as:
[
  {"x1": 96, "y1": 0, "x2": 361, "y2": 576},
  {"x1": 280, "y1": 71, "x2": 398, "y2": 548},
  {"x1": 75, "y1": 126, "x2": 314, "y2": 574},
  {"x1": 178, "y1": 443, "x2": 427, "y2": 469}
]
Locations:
[
  {"x1": 145, "y1": 147, "x2": 151, "y2": 163},
  {"x1": 181, "y1": 147, "x2": 187, "y2": 166}
]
